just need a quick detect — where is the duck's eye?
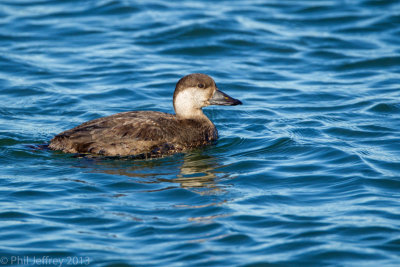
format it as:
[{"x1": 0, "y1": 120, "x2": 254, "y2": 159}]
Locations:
[{"x1": 197, "y1": 83, "x2": 205, "y2": 88}]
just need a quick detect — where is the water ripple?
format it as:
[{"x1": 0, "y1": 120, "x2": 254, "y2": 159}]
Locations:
[{"x1": 1, "y1": 0, "x2": 400, "y2": 266}]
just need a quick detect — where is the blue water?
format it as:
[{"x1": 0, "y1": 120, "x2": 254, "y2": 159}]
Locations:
[{"x1": 1, "y1": 0, "x2": 400, "y2": 266}]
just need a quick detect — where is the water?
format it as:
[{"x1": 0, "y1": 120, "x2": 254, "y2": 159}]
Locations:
[{"x1": 1, "y1": 0, "x2": 400, "y2": 266}]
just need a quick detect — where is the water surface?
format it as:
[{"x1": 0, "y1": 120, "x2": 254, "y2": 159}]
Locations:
[{"x1": 1, "y1": 0, "x2": 400, "y2": 266}]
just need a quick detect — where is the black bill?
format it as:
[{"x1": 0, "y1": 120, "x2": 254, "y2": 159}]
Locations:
[{"x1": 209, "y1": 89, "x2": 242, "y2": 106}]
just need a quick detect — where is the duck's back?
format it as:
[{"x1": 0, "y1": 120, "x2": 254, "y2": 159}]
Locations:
[{"x1": 49, "y1": 111, "x2": 217, "y2": 158}]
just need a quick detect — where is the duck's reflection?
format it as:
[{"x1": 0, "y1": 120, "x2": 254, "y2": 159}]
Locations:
[
  {"x1": 64, "y1": 149, "x2": 232, "y2": 224},
  {"x1": 159, "y1": 152, "x2": 223, "y2": 195},
  {"x1": 73, "y1": 149, "x2": 227, "y2": 195}
]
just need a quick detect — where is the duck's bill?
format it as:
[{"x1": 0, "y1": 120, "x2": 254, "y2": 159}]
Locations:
[{"x1": 209, "y1": 89, "x2": 242, "y2": 106}]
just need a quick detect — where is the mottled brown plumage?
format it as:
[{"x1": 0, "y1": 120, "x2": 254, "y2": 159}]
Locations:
[{"x1": 49, "y1": 73, "x2": 242, "y2": 158}]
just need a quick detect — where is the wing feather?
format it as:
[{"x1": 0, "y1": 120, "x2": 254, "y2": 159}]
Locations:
[{"x1": 49, "y1": 111, "x2": 179, "y2": 156}]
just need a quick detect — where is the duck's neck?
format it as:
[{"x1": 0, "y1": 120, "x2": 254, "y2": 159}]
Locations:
[
  {"x1": 175, "y1": 109, "x2": 212, "y2": 124},
  {"x1": 175, "y1": 110, "x2": 217, "y2": 142}
]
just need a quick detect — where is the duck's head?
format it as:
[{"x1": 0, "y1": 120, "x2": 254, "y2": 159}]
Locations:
[{"x1": 173, "y1": 73, "x2": 242, "y2": 119}]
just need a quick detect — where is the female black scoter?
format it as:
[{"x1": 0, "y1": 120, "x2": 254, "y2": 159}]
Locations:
[{"x1": 49, "y1": 73, "x2": 242, "y2": 158}]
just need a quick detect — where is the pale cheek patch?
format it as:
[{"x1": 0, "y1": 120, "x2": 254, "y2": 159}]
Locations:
[
  {"x1": 174, "y1": 88, "x2": 197, "y2": 114},
  {"x1": 193, "y1": 90, "x2": 210, "y2": 107},
  {"x1": 174, "y1": 87, "x2": 211, "y2": 118}
]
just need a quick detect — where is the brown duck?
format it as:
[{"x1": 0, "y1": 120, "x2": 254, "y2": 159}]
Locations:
[{"x1": 49, "y1": 73, "x2": 242, "y2": 158}]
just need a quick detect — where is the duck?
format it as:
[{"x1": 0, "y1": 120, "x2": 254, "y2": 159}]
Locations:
[{"x1": 49, "y1": 73, "x2": 242, "y2": 158}]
